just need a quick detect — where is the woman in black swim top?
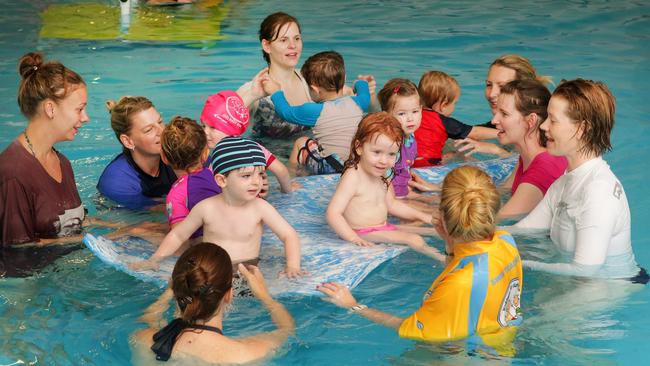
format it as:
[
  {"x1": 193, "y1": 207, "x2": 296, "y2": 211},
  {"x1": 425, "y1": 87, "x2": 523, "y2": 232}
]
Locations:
[{"x1": 132, "y1": 243, "x2": 295, "y2": 364}]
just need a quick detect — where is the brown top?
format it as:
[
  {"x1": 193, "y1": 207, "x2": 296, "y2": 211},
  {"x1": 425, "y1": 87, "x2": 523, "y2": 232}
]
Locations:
[{"x1": 0, "y1": 140, "x2": 84, "y2": 246}]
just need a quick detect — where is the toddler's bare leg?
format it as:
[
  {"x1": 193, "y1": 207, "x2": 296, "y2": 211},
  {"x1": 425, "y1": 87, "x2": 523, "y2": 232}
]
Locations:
[{"x1": 361, "y1": 230, "x2": 445, "y2": 263}]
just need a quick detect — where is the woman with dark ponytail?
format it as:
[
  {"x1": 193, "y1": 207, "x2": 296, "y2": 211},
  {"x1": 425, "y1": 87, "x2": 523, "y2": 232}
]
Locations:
[
  {"x1": 134, "y1": 243, "x2": 295, "y2": 363},
  {"x1": 0, "y1": 52, "x2": 89, "y2": 246}
]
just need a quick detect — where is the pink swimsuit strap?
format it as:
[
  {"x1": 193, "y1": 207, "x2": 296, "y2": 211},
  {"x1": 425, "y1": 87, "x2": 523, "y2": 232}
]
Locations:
[{"x1": 354, "y1": 223, "x2": 398, "y2": 236}]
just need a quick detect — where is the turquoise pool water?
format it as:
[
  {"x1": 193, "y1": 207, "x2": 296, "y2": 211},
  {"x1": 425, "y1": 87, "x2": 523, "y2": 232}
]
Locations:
[{"x1": 1, "y1": 0, "x2": 649, "y2": 364}]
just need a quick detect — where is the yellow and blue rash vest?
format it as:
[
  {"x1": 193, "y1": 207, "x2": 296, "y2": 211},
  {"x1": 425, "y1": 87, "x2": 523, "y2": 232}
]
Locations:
[{"x1": 399, "y1": 230, "x2": 523, "y2": 342}]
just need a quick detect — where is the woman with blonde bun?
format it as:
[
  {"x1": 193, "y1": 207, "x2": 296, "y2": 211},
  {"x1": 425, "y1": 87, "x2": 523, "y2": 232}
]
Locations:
[
  {"x1": 456, "y1": 54, "x2": 553, "y2": 158},
  {"x1": 319, "y1": 166, "x2": 523, "y2": 344}
]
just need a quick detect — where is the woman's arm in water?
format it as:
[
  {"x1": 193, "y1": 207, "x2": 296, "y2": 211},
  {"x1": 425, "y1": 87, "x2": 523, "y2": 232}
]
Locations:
[
  {"x1": 497, "y1": 182, "x2": 544, "y2": 221},
  {"x1": 236, "y1": 264, "x2": 295, "y2": 359},
  {"x1": 522, "y1": 180, "x2": 623, "y2": 277},
  {"x1": 139, "y1": 288, "x2": 174, "y2": 329},
  {"x1": 317, "y1": 282, "x2": 404, "y2": 330}
]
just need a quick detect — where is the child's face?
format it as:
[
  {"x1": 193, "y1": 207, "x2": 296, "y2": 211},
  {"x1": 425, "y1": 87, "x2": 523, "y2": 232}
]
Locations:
[
  {"x1": 390, "y1": 95, "x2": 422, "y2": 135},
  {"x1": 222, "y1": 165, "x2": 265, "y2": 201},
  {"x1": 439, "y1": 97, "x2": 458, "y2": 116},
  {"x1": 357, "y1": 133, "x2": 400, "y2": 177},
  {"x1": 202, "y1": 122, "x2": 228, "y2": 149}
]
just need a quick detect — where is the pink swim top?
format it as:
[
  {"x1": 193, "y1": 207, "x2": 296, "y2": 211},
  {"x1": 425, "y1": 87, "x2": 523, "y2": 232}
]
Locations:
[
  {"x1": 166, "y1": 167, "x2": 221, "y2": 237},
  {"x1": 512, "y1": 151, "x2": 567, "y2": 195}
]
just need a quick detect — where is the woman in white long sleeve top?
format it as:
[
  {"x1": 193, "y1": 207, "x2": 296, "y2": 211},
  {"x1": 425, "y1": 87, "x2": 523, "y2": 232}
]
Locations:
[{"x1": 515, "y1": 79, "x2": 645, "y2": 281}]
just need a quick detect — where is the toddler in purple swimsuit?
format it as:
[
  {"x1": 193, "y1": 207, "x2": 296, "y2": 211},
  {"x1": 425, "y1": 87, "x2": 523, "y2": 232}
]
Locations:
[{"x1": 377, "y1": 79, "x2": 439, "y2": 202}]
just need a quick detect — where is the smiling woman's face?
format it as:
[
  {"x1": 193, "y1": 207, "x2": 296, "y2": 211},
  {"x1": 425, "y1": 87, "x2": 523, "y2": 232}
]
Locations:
[
  {"x1": 262, "y1": 22, "x2": 303, "y2": 68},
  {"x1": 123, "y1": 107, "x2": 164, "y2": 158},
  {"x1": 485, "y1": 65, "x2": 517, "y2": 115}
]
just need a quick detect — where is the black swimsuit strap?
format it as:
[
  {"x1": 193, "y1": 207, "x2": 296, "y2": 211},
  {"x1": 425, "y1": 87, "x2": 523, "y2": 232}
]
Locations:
[
  {"x1": 188, "y1": 324, "x2": 223, "y2": 335},
  {"x1": 151, "y1": 318, "x2": 223, "y2": 361}
]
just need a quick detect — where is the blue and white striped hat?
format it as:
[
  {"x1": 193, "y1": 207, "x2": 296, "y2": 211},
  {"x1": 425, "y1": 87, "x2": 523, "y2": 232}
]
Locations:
[{"x1": 210, "y1": 136, "x2": 266, "y2": 175}]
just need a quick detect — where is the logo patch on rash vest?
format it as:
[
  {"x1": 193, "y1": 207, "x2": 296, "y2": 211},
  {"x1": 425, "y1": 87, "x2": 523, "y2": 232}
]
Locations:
[
  {"x1": 613, "y1": 182, "x2": 623, "y2": 199},
  {"x1": 417, "y1": 320, "x2": 424, "y2": 330}
]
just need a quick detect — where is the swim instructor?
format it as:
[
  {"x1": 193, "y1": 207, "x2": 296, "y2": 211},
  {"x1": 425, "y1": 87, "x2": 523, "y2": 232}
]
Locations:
[
  {"x1": 319, "y1": 166, "x2": 523, "y2": 345},
  {"x1": 0, "y1": 52, "x2": 88, "y2": 245},
  {"x1": 97, "y1": 96, "x2": 176, "y2": 209}
]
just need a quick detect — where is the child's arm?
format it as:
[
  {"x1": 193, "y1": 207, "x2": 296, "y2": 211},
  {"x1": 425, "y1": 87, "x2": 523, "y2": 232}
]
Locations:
[
  {"x1": 467, "y1": 125, "x2": 499, "y2": 140},
  {"x1": 129, "y1": 205, "x2": 205, "y2": 270},
  {"x1": 386, "y1": 189, "x2": 431, "y2": 224},
  {"x1": 443, "y1": 116, "x2": 509, "y2": 156},
  {"x1": 267, "y1": 159, "x2": 299, "y2": 193},
  {"x1": 326, "y1": 173, "x2": 374, "y2": 247},
  {"x1": 269, "y1": 91, "x2": 322, "y2": 127},
  {"x1": 350, "y1": 79, "x2": 371, "y2": 112},
  {"x1": 357, "y1": 75, "x2": 381, "y2": 112},
  {"x1": 258, "y1": 199, "x2": 304, "y2": 277}
]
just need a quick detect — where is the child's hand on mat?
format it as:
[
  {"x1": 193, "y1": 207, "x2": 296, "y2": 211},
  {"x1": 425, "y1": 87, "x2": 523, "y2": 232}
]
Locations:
[
  {"x1": 317, "y1": 282, "x2": 358, "y2": 309},
  {"x1": 289, "y1": 181, "x2": 302, "y2": 192},
  {"x1": 279, "y1": 266, "x2": 308, "y2": 279},
  {"x1": 129, "y1": 258, "x2": 160, "y2": 272},
  {"x1": 350, "y1": 236, "x2": 375, "y2": 247},
  {"x1": 238, "y1": 264, "x2": 271, "y2": 300}
]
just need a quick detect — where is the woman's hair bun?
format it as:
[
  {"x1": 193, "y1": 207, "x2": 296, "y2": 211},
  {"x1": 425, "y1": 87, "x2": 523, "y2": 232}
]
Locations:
[{"x1": 18, "y1": 52, "x2": 44, "y2": 79}]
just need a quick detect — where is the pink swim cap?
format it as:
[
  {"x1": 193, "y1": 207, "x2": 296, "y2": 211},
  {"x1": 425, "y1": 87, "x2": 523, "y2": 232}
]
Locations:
[{"x1": 200, "y1": 90, "x2": 250, "y2": 136}]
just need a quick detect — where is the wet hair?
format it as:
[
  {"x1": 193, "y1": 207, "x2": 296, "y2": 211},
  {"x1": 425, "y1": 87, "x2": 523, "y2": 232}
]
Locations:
[
  {"x1": 161, "y1": 116, "x2": 207, "y2": 172},
  {"x1": 300, "y1": 51, "x2": 345, "y2": 92},
  {"x1": 490, "y1": 54, "x2": 552, "y2": 85},
  {"x1": 171, "y1": 243, "x2": 233, "y2": 324},
  {"x1": 343, "y1": 112, "x2": 404, "y2": 186},
  {"x1": 17, "y1": 52, "x2": 85, "y2": 119},
  {"x1": 105, "y1": 96, "x2": 154, "y2": 151},
  {"x1": 259, "y1": 12, "x2": 301, "y2": 64},
  {"x1": 377, "y1": 78, "x2": 420, "y2": 113},
  {"x1": 418, "y1": 71, "x2": 460, "y2": 109},
  {"x1": 551, "y1": 78, "x2": 615, "y2": 157},
  {"x1": 500, "y1": 79, "x2": 551, "y2": 146},
  {"x1": 440, "y1": 166, "x2": 500, "y2": 243}
]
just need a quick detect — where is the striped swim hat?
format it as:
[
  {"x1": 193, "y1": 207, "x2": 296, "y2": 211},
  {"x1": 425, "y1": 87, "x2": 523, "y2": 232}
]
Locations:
[{"x1": 210, "y1": 136, "x2": 266, "y2": 175}]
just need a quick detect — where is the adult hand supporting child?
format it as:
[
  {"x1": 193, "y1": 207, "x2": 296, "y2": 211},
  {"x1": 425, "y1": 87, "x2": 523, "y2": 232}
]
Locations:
[{"x1": 454, "y1": 138, "x2": 511, "y2": 158}]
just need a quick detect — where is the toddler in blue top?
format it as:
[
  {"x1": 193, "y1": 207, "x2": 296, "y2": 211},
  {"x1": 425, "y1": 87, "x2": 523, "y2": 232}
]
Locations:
[{"x1": 261, "y1": 51, "x2": 371, "y2": 175}]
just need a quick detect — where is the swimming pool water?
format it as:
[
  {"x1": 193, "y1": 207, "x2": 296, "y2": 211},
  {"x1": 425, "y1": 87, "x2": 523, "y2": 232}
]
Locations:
[{"x1": 1, "y1": 0, "x2": 649, "y2": 364}]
